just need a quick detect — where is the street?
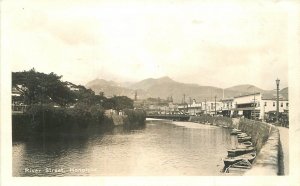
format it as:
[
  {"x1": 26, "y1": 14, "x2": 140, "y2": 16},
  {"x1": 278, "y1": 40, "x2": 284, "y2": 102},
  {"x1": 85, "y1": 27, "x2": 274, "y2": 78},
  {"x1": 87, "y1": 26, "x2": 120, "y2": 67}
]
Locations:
[{"x1": 278, "y1": 126, "x2": 289, "y2": 175}]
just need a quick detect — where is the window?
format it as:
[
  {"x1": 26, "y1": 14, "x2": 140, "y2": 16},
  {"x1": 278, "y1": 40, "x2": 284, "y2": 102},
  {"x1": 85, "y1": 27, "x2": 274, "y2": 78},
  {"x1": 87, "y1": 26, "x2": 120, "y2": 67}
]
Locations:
[
  {"x1": 264, "y1": 102, "x2": 267, "y2": 106},
  {"x1": 281, "y1": 103, "x2": 283, "y2": 107},
  {"x1": 286, "y1": 103, "x2": 289, "y2": 107},
  {"x1": 273, "y1": 102, "x2": 275, "y2": 107},
  {"x1": 258, "y1": 102, "x2": 260, "y2": 107}
]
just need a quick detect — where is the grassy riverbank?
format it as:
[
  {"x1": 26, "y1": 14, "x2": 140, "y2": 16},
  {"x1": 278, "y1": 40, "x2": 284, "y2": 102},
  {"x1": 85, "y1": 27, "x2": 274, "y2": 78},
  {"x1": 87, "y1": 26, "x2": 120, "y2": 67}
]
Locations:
[
  {"x1": 12, "y1": 104, "x2": 146, "y2": 139},
  {"x1": 189, "y1": 115, "x2": 233, "y2": 127}
]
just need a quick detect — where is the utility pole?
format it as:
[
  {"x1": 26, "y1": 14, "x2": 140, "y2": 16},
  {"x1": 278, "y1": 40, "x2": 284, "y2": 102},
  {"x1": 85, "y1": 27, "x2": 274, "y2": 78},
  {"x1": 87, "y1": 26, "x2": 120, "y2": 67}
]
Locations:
[
  {"x1": 134, "y1": 90, "x2": 137, "y2": 101},
  {"x1": 204, "y1": 99, "x2": 207, "y2": 114},
  {"x1": 276, "y1": 78, "x2": 280, "y2": 125},
  {"x1": 214, "y1": 96, "x2": 217, "y2": 116},
  {"x1": 252, "y1": 93, "x2": 257, "y2": 120},
  {"x1": 223, "y1": 89, "x2": 225, "y2": 99}
]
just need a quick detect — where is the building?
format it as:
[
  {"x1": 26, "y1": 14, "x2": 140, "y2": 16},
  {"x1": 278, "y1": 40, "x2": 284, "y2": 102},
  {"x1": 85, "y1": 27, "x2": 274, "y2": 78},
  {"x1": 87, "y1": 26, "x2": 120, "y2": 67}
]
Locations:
[
  {"x1": 200, "y1": 100, "x2": 222, "y2": 115},
  {"x1": 220, "y1": 98, "x2": 234, "y2": 117},
  {"x1": 260, "y1": 97, "x2": 289, "y2": 121},
  {"x1": 227, "y1": 92, "x2": 289, "y2": 120},
  {"x1": 232, "y1": 93, "x2": 261, "y2": 119},
  {"x1": 12, "y1": 85, "x2": 28, "y2": 113},
  {"x1": 177, "y1": 99, "x2": 222, "y2": 116},
  {"x1": 184, "y1": 99, "x2": 202, "y2": 115}
]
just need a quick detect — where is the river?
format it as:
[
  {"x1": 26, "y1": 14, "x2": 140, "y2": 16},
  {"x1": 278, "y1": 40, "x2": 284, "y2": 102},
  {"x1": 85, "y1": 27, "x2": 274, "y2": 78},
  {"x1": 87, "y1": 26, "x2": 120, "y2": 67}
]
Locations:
[{"x1": 12, "y1": 119, "x2": 236, "y2": 176}]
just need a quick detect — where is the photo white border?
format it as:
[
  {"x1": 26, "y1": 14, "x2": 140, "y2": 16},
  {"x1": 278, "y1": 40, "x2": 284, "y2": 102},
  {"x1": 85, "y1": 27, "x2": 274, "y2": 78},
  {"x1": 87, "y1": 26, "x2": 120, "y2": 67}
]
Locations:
[{"x1": 1, "y1": 1, "x2": 300, "y2": 186}]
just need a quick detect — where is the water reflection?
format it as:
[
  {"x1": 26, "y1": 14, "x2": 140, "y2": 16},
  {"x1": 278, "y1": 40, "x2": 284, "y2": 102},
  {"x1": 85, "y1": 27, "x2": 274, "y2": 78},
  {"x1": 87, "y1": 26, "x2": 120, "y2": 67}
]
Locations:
[{"x1": 13, "y1": 120, "x2": 234, "y2": 176}]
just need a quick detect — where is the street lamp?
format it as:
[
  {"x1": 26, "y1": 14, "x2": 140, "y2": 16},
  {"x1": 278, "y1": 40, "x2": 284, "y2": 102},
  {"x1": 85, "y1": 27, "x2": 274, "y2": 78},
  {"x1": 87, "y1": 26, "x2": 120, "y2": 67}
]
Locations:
[{"x1": 276, "y1": 78, "x2": 280, "y2": 125}]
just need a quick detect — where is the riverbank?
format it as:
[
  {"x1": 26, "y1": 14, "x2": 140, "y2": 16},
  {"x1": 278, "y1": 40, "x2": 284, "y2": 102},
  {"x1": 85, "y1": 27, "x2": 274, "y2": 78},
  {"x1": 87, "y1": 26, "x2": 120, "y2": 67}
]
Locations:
[
  {"x1": 189, "y1": 115, "x2": 234, "y2": 128},
  {"x1": 189, "y1": 116, "x2": 282, "y2": 175},
  {"x1": 12, "y1": 106, "x2": 146, "y2": 139}
]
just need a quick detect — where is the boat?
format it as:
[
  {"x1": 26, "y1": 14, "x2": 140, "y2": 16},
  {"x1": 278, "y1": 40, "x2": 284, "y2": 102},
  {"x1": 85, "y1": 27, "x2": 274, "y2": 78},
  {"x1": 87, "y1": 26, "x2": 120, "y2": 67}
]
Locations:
[
  {"x1": 242, "y1": 141, "x2": 253, "y2": 147},
  {"x1": 227, "y1": 146, "x2": 255, "y2": 157},
  {"x1": 224, "y1": 159, "x2": 253, "y2": 174},
  {"x1": 223, "y1": 152, "x2": 256, "y2": 167},
  {"x1": 230, "y1": 129, "x2": 242, "y2": 135},
  {"x1": 238, "y1": 136, "x2": 252, "y2": 142},
  {"x1": 237, "y1": 133, "x2": 248, "y2": 138}
]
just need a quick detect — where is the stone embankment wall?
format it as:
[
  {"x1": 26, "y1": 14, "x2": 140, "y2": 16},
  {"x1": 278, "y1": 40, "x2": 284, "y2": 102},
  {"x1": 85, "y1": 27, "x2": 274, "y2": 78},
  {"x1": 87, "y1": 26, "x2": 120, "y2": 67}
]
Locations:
[
  {"x1": 237, "y1": 119, "x2": 276, "y2": 153},
  {"x1": 244, "y1": 127, "x2": 280, "y2": 175},
  {"x1": 189, "y1": 116, "x2": 281, "y2": 175},
  {"x1": 189, "y1": 115, "x2": 234, "y2": 127},
  {"x1": 238, "y1": 119, "x2": 280, "y2": 175}
]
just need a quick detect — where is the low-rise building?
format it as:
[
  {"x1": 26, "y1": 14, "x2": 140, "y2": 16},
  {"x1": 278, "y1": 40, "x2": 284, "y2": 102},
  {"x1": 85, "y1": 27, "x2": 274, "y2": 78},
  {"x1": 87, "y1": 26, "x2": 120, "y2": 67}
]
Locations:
[
  {"x1": 220, "y1": 98, "x2": 234, "y2": 117},
  {"x1": 226, "y1": 92, "x2": 289, "y2": 120},
  {"x1": 187, "y1": 99, "x2": 202, "y2": 115},
  {"x1": 200, "y1": 100, "x2": 222, "y2": 115}
]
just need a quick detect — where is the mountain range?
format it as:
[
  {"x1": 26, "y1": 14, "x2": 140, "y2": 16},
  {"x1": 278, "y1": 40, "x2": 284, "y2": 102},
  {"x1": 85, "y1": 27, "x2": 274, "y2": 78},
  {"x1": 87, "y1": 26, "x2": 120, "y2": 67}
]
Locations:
[{"x1": 85, "y1": 76, "x2": 288, "y2": 103}]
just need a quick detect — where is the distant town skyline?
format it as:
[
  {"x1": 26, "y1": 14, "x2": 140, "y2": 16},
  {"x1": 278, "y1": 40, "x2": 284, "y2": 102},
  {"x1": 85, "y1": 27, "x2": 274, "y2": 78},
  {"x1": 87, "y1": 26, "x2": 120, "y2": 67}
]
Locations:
[{"x1": 4, "y1": 0, "x2": 294, "y2": 89}]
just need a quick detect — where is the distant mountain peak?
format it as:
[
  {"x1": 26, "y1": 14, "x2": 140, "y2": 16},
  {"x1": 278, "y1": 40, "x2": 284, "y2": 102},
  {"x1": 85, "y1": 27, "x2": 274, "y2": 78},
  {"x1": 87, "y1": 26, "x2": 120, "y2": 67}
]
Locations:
[
  {"x1": 129, "y1": 76, "x2": 176, "y2": 91},
  {"x1": 225, "y1": 84, "x2": 263, "y2": 92},
  {"x1": 157, "y1": 76, "x2": 175, "y2": 82},
  {"x1": 159, "y1": 76, "x2": 172, "y2": 80},
  {"x1": 86, "y1": 78, "x2": 117, "y2": 87}
]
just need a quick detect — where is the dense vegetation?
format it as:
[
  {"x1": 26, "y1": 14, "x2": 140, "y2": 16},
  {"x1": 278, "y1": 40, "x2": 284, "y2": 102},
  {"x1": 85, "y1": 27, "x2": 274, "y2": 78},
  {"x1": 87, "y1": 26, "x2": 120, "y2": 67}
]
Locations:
[
  {"x1": 12, "y1": 69, "x2": 144, "y2": 135},
  {"x1": 12, "y1": 68, "x2": 134, "y2": 110}
]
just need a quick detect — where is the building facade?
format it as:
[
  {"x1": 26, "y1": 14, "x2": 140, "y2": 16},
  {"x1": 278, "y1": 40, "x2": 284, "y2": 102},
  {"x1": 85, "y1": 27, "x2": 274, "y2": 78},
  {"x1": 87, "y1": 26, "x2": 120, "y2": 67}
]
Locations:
[
  {"x1": 220, "y1": 98, "x2": 234, "y2": 117},
  {"x1": 224, "y1": 92, "x2": 289, "y2": 120}
]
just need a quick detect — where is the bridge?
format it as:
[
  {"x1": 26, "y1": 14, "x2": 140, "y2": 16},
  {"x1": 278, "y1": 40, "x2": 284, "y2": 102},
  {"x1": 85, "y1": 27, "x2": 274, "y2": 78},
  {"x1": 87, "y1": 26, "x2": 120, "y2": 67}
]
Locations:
[{"x1": 146, "y1": 114, "x2": 190, "y2": 121}]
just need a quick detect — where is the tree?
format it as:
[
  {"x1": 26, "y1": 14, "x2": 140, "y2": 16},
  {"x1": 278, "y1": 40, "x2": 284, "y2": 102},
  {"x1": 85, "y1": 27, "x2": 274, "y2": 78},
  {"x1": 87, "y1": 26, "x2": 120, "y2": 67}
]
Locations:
[
  {"x1": 109, "y1": 96, "x2": 133, "y2": 111},
  {"x1": 12, "y1": 69, "x2": 75, "y2": 106}
]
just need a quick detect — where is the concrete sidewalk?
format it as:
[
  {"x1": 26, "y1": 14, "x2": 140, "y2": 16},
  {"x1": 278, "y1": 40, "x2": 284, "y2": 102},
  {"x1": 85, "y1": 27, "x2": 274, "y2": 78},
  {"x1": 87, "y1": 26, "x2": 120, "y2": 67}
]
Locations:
[{"x1": 278, "y1": 126, "x2": 289, "y2": 175}]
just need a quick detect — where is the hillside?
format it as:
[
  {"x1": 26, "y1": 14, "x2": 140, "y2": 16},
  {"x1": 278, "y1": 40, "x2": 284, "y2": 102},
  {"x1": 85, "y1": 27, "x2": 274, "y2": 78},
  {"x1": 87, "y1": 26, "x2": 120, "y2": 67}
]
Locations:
[
  {"x1": 129, "y1": 76, "x2": 176, "y2": 90},
  {"x1": 86, "y1": 78, "x2": 118, "y2": 88},
  {"x1": 225, "y1": 84, "x2": 264, "y2": 94},
  {"x1": 85, "y1": 79, "x2": 138, "y2": 98},
  {"x1": 86, "y1": 77, "x2": 288, "y2": 103}
]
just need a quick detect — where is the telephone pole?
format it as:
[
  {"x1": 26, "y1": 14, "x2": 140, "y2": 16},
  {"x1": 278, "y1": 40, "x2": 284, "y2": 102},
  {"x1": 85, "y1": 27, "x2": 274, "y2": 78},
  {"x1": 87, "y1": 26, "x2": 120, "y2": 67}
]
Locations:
[
  {"x1": 276, "y1": 79, "x2": 280, "y2": 125},
  {"x1": 204, "y1": 99, "x2": 207, "y2": 114},
  {"x1": 214, "y1": 96, "x2": 217, "y2": 116},
  {"x1": 134, "y1": 90, "x2": 137, "y2": 101},
  {"x1": 252, "y1": 92, "x2": 257, "y2": 120}
]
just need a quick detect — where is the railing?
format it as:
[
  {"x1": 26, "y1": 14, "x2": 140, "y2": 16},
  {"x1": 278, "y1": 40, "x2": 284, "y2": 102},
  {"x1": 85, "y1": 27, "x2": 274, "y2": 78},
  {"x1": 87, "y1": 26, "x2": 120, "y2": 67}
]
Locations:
[{"x1": 146, "y1": 113, "x2": 190, "y2": 121}]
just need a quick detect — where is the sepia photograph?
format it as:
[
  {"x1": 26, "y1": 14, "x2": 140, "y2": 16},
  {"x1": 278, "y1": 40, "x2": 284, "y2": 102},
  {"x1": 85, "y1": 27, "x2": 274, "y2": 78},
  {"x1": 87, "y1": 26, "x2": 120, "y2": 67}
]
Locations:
[{"x1": 1, "y1": 0, "x2": 300, "y2": 185}]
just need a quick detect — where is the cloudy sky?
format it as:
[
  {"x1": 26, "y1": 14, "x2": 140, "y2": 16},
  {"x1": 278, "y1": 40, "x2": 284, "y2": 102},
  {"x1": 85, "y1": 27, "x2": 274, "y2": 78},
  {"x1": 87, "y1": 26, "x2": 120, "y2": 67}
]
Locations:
[{"x1": 2, "y1": 0, "x2": 296, "y2": 89}]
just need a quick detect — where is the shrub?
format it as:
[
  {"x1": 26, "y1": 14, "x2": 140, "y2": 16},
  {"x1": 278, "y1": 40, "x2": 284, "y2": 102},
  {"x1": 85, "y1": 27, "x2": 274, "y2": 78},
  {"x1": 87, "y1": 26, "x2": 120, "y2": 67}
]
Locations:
[{"x1": 124, "y1": 109, "x2": 146, "y2": 127}]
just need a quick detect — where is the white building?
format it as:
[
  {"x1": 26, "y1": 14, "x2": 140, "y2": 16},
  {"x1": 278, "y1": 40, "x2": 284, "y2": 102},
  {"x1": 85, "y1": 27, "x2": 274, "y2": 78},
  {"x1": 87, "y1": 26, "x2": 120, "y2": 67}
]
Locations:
[
  {"x1": 220, "y1": 98, "x2": 234, "y2": 117},
  {"x1": 200, "y1": 100, "x2": 222, "y2": 115},
  {"x1": 261, "y1": 98, "x2": 289, "y2": 121},
  {"x1": 233, "y1": 93, "x2": 261, "y2": 119},
  {"x1": 229, "y1": 92, "x2": 288, "y2": 120},
  {"x1": 187, "y1": 99, "x2": 202, "y2": 115}
]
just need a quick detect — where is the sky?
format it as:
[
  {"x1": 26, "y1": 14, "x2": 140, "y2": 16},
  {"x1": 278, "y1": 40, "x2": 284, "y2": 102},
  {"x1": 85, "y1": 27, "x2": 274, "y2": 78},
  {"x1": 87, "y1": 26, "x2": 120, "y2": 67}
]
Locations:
[{"x1": 2, "y1": 0, "x2": 296, "y2": 90}]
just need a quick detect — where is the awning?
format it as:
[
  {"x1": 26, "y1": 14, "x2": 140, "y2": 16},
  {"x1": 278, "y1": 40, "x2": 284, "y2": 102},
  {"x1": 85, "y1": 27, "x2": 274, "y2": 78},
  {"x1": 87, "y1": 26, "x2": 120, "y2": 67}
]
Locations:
[{"x1": 233, "y1": 107, "x2": 258, "y2": 111}]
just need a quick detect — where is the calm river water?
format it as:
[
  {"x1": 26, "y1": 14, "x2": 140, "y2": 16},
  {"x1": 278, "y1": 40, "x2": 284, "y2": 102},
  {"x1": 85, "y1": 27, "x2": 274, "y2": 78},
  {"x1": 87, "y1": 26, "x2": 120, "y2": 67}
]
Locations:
[{"x1": 13, "y1": 119, "x2": 236, "y2": 176}]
